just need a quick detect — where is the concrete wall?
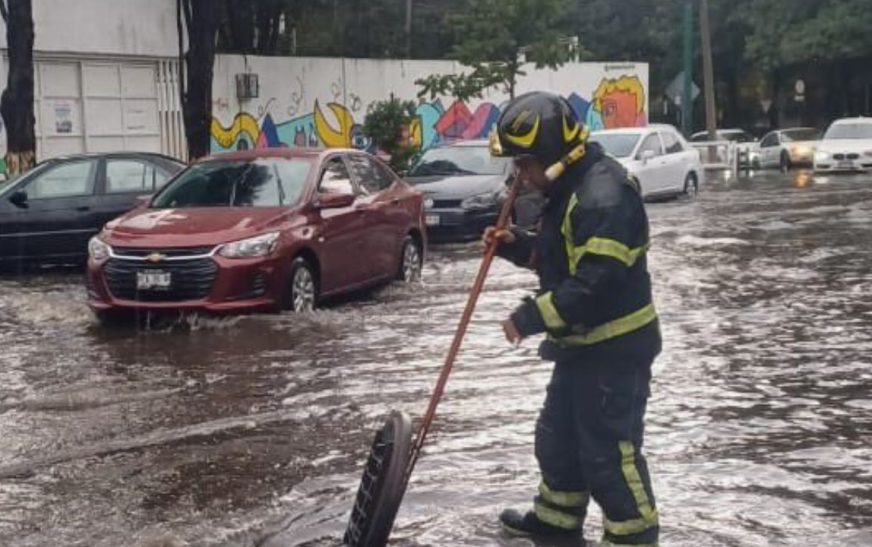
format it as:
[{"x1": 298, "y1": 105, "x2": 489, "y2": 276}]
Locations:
[
  {"x1": 0, "y1": 0, "x2": 179, "y2": 58},
  {"x1": 210, "y1": 55, "x2": 650, "y2": 154}
]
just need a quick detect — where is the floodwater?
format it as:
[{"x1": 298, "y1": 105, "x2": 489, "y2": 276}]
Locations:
[{"x1": 1, "y1": 170, "x2": 871, "y2": 547}]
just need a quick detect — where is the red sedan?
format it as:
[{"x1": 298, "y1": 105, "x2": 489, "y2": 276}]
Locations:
[{"x1": 86, "y1": 148, "x2": 426, "y2": 321}]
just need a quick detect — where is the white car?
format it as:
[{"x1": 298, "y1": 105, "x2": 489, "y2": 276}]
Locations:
[
  {"x1": 757, "y1": 127, "x2": 820, "y2": 171},
  {"x1": 814, "y1": 117, "x2": 872, "y2": 173},
  {"x1": 592, "y1": 124, "x2": 703, "y2": 200}
]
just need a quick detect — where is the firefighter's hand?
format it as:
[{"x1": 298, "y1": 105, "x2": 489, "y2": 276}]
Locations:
[
  {"x1": 483, "y1": 226, "x2": 516, "y2": 249},
  {"x1": 502, "y1": 319, "x2": 523, "y2": 346}
]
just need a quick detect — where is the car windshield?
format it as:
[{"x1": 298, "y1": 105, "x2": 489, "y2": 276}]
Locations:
[
  {"x1": 408, "y1": 146, "x2": 509, "y2": 177},
  {"x1": 592, "y1": 133, "x2": 641, "y2": 158},
  {"x1": 151, "y1": 158, "x2": 312, "y2": 208},
  {"x1": 823, "y1": 123, "x2": 872, "y2": 140},
  {"x1": 781, "y1": 129, "x2": 819, "y2": 142}
]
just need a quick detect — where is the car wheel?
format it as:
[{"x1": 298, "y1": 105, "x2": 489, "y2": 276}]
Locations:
[
  {"x1": 397, "y1": 236, "x2": 422, "y2": 282},
  {"x1": 683, "y1": 172, "x2": 699, "y2": 198},
  {"x1": 780, "y1": 151, "x2": 792, "y2": 173},
  {"x1": 287, "y1": 257, "x2": 317, "y2": 312}
]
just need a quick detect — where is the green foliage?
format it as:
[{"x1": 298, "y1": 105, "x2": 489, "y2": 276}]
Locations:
[
  {"x1": 415, "y1": 0, "x2": 580, "y2": 100},
  {"x1": 746, "y1": 0, "x2": 872, "y2": 69},
  {"x1": 363, "y1": 98, "x2": 420, "y2": 174}
]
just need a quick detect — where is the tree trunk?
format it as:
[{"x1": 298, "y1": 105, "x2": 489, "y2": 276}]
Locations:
[
  {"x1": 0, "y1": 0, "x2": 36, "y2": 176},
  {"x1": 181, "y1": 0, "x2": 219, "y2": 161}
]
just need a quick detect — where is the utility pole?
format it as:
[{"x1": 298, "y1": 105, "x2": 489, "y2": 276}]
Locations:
[
  {"x1": 700, "y1": 0, "x2": 718, "y2": 152},
  {"x1": 681, "y1": 0, "x2": 694, "y2": 136},
  {"x1": 405, "y1": 0, "x2": 413, "y2": 59}
]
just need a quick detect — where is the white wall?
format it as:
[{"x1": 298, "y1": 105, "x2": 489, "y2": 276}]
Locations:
[
  {"x1": 210, "y1": 55, "x2": 650, "y2": 154},
  {"x1": 0, "y1": 0, "x2": 178, "y2": 58}
]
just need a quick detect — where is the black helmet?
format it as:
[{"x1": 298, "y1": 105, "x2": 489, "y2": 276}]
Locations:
[{"x1": 490, "y1": 91, "x2": 587, "y2": 167}]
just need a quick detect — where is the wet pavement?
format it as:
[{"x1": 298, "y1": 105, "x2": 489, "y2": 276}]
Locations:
[{"x1": 1, "y1": 169, "x2": 871, "y2": 547}]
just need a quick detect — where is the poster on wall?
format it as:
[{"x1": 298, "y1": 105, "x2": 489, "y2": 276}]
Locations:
[{"x1": 53, "y1": 100, "x2": 75, "y2": 134}]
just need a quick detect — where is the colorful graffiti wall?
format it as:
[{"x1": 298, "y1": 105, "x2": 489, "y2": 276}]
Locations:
[{"x1": 210, "y1": 56, "x2": 649, "y2": 155}]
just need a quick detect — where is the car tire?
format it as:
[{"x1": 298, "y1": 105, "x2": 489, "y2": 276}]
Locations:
[
  {"x1": 286, "y1": 257, "x2": 318, "y2": 312},
  {"x1": 683, "y1": 172, "x2": 699, "y2": 198},
  {"x1": 397, "y1": 236, "x2": 422, "y2": 282},
  {"x1": 780, "y1": 151, "x2": 792, "y2": 173}
]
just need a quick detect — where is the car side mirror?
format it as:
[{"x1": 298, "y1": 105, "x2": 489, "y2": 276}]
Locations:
[
  {"x1": 316, "y1": 192, "x2": 356, "y2": 209},
  {"x1": 134, "y1": 194, "x2": 152, "y2": 208},
  {"x1": 638, "y1": 150, "x2": 655, "y2": 163},
  {"x1": 9, "y1": 189, "x2": 28, "y2": 208}
]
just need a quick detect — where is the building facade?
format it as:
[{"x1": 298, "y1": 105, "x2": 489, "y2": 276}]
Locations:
[{"x1": 0, "y1": 0, "x2": 185, "y2": 176}]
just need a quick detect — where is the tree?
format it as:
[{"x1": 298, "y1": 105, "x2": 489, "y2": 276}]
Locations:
[
  {"x1": 217, "y1": 0, "x2": 285, "y2": 55},
  {"x1": 179, "y1": 0, "x2": 219, "y2": 161},
  {"x1": 363, "y1": 98, "x2": 419, "y2": 173},
  {"x1": 416, "y1": 0, "x2": 580, "y2": 101},
  {"x1": 0, "y1": 0, "x2": 36, "y2": 176},
  {"x1": 746, "y1": 0, "x2": 872, "y2": 70}
]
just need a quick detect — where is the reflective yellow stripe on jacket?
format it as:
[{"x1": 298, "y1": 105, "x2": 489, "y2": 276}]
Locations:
[
  {"x1": 543, "y1": 191, "x2": 656, "y2": 346},
  {"x1": 548, "y1": 303, "x2": 657, "y2": 347},
  {"x1": 560, "y1": 193, "x2": 649, "y2": 275}
]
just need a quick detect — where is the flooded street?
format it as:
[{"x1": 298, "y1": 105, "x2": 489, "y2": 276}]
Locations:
[{"x1": 1, "y1": 170, "x2": 871, "y2": 547}]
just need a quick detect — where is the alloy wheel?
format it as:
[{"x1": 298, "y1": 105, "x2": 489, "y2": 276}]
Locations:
[
  {"x1": 401, "y1": 240, "x2": 422, "y2": 282},
  {"x1": 292, "y1": 265, "x2": 316, "y2": 312}
]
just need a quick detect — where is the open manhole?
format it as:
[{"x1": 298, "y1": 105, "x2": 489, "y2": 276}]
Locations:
[{"x1": 344, "y1": 410, "x2": 412, "y2": 547}]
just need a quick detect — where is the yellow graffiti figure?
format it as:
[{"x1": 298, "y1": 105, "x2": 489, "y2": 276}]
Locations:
[
  {"x1": 211, "y1": 112, "x2": 260, "y2": 149},
  {"x1": 314, "y1": 100, "x2": 355, "y2": 148},
  {"x1": 592, "y1": 76, "x2": 646, "y2": 129}
]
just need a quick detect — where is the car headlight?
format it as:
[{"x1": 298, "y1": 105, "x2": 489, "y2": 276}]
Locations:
[
  {"x1": 218, "y1": 232, "x2": 280, "y2": 258},
  {"x1": 88, "y1": 236, "x2": 111, "y2": 261},
  {"x1": 461, "y1": 191, "x2": 500, "y2": 210},
  {"x1": 814, "y1": 151, "x2": 831, "y2": 162},
  {"x1": 791, "y1": 145, "x2": 812, "y2": 156}
]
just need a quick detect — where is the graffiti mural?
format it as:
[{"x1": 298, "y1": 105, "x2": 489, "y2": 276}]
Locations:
[
  {"x1": 209, "y1": 60, "x2": 649, "y2": 156},
  {"x1": 586, "y1": 75, "x2": 647, "y2": 130}
]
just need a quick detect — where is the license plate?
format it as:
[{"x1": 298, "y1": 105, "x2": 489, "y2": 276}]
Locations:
[
  {"x1": 425, "y1": 214, "x2": 441, "y2": 226},
  {"x1": 837, "y1": 161, "x2": 853, "y2": 169},
  {"x1": 136, "y1": 270, "x2": 171, "y2": 290}
]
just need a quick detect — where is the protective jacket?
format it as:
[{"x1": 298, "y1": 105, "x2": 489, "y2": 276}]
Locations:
[{"x1": 499, "y1": 142, "x2": 661, "y2": 362}]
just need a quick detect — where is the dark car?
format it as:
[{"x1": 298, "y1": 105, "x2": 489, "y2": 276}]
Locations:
[
  {"x1": 406, "y1": 140, "x2": 516, "y2": 242},
  {"x1": 0, "y1": 152, "x2": 184, "y2": 268},
  {"x1": 86, "y1": 148, "x2": 426, "y2": 321}
]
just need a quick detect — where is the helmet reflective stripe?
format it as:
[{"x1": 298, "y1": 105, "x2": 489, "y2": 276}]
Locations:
[
  {"x1": 504, "y1": 115, "x2": 540, "y2": 148},
  {"x1": 563, "y1": 115, "x2": 581, "y2": 143}
]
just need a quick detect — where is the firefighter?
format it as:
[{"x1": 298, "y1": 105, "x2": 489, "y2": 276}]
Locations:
[{"x1": 486, "y1": 91, "x2": 661, "y2": 546}]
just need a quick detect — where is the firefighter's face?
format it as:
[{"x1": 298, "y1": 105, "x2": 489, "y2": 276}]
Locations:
[{"x1": 515, "y1": 156, "x2": 550, "y2": 192}]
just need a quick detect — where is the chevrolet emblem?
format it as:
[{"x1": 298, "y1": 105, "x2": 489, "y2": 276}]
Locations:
[{"x1": 145, "y1": 252, "x2": 165, "y2": 263}]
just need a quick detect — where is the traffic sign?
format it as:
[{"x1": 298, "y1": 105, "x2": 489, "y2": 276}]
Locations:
[{"x1": 666, "y1": 71, "x2": 700, "y2": 105}]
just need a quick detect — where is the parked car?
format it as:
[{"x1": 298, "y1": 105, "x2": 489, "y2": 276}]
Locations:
[
  {"x1": 406, "y1": 140, "x2": 514, "y2": 242},
  {"x1": 813, "y1": 117, "x2": 872, "y2": 173},
  {"x1": 691, "y1": 128, "x2": 758, "y2": 166},
  {"x1": 86, "y1": 148, "x2": 426, "y2": 320},
  {"x1": 0, "y1": 152, "x2": 184, "y2": 268},
  {"x1": 592, "y1": 124, "x2": 703, "y2": 200},
  {"x1": 757, "y1": 127, "x2": 820, "y2": 171}
]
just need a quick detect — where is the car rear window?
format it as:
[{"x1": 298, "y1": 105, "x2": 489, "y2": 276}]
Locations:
[{"x1": 151, "y1": 158, "x2": 312, "y2": 208}]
